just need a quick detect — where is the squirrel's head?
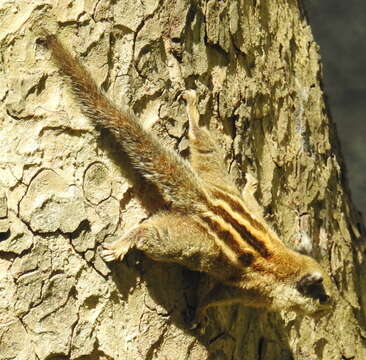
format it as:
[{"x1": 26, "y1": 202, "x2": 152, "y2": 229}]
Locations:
[{"x1": 268, "y1": 254, "x2": 334, "y2": 316}]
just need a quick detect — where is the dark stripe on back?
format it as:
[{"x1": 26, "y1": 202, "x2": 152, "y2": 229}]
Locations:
[
  {"x1": 192, "y1": 217, "x2": 250, "y2": 278},
  {"x1": 211, "y1": 189, "x2": 267, "y2": 233},
  {"x1": 208, "y1": 190, "x2": 271, "y2": 257},
  {"x1": 196, "y1": 148, "x2": 214, "y2": 154},
  {"x1": 199, "y1": 215, "x2": 255, "y2": 267}
]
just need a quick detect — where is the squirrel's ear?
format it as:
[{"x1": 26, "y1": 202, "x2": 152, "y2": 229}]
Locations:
[
  {"x1": 296, "y1": 272, "x2": 330, "y2": 304},
  {"x1": 293, "y1": 231, "x2": 313, "y2": 256}
]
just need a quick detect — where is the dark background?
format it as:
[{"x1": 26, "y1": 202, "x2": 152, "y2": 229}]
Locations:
[{"x1": 304, "y1": 1, "x2": 366, "y2": 217}]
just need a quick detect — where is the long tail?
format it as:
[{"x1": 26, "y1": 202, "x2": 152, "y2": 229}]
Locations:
[{"x1": 45, "y1": 34, "x2": 204, "y2": 211}]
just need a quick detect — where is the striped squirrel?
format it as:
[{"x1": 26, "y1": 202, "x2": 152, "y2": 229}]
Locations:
[{"x1": 45, "y1": 33, "x2": 333, "y2": 322}]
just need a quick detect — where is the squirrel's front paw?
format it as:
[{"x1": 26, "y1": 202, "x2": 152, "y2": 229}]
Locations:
[
  {"x1": 181, "y1": 89, "x2": 197, "y2": 105},
  {"x1": 100, "y1": 240, "x2": 131, "y2": 263},
  {"x1": 184, "y1": 305, "x2": 208, "y2": 335}
]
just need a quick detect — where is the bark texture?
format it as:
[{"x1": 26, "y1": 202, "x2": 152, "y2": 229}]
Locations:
[{"x1": 1, "y1": 1, "x2": 365, "y2": 359}]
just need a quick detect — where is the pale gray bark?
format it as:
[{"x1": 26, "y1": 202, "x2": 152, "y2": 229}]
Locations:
[{"x1": 0, "y1": 1, "x2": 365, "y2": 359}]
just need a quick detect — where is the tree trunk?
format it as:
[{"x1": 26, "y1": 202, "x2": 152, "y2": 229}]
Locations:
[{"x1": 1, "y1": 1, "x2": 365, "y2": 359}]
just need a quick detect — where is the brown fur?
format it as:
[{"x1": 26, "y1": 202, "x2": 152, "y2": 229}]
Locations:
[{"x1": 45, "y1": 35, "x2": 334, "y2": 320}]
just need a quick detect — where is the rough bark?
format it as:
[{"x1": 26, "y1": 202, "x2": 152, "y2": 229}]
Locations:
[{"x1": 0, "y1": 1, "x2": 365, "y2": 359}]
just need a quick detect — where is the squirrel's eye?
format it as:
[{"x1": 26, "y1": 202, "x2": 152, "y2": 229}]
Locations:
[{"x1": 318, "y1": 293, "x2": 330, "y2": 304}]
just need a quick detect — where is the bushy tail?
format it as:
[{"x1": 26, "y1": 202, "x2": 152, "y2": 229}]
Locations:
[{"x1": 45, "y1": 34, "x2": 204, "y2": 211}]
